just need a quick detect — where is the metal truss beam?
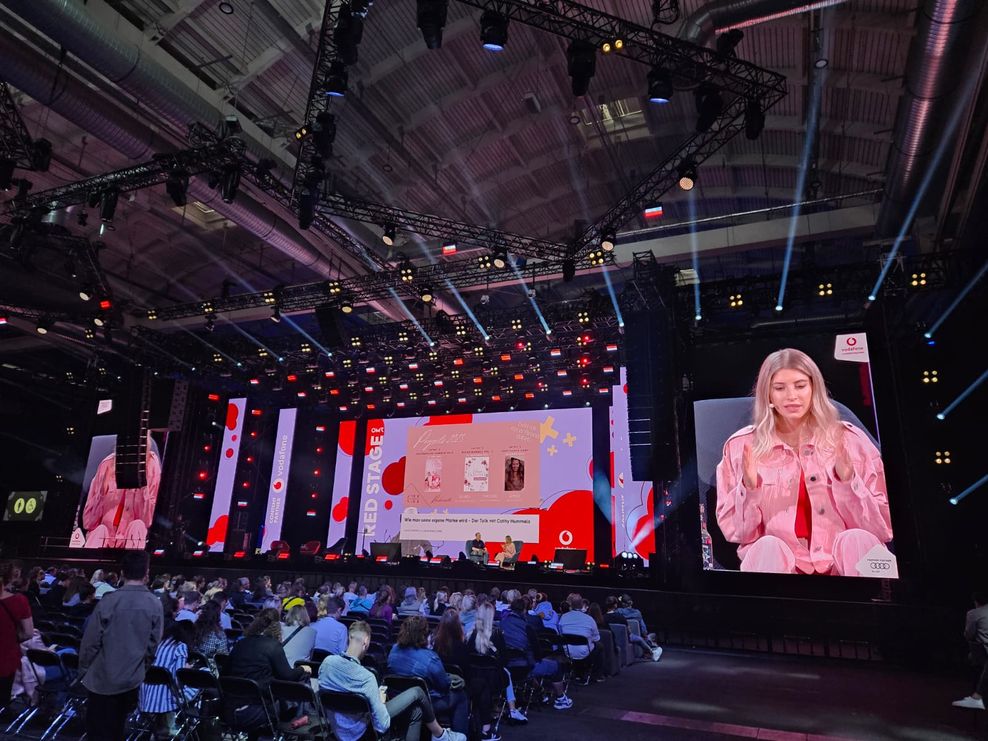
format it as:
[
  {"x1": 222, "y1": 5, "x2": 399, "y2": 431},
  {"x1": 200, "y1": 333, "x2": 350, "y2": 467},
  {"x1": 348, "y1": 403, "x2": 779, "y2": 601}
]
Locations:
[
  {"x1": 151, "y1": 251, "x2": 614, "y2": 320},
  {"x1": 0, "y1": 81, "x2": 36, "y2": 167}
]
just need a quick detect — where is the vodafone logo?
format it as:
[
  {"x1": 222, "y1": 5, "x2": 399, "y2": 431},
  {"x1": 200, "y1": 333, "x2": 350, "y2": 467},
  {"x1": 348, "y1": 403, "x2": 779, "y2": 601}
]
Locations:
[
  {"x1": 272, "y1": 479, "x2": 284, "y2": 491},
  {"x1": 834, "y1": 333, "x2": 869, "y2": 363},
  {"x1": 846, "y1": 337, "x2": 857, "y2": 346}
]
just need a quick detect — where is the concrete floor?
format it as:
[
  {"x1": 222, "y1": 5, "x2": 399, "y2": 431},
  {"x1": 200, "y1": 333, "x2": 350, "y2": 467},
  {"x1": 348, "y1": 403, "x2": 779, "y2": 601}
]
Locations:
[{"x1": 505, "y1": 648, "x2": 984, "y2": 741}]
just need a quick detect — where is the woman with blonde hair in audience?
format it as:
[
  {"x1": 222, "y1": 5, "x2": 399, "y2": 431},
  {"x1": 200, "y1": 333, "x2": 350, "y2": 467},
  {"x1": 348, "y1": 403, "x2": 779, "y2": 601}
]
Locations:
[
  {"x1": 281, "y1": 603, "x2": 317, "y2": 667},
  {"x1": 469, "y1": 602, "x2": 528, "y2": 732}
]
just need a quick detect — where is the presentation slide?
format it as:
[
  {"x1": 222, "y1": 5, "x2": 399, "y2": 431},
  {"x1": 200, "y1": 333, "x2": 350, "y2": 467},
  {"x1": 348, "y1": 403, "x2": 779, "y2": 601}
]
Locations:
[
  {"x1": 693, "y1": 333, "x2": 897, "y2": 578},
  {"x1": 70, "y1": 432, "x2": 165, "y2": 550},
  {"x1": 357, "y1": 408, "x2": 595, "y2": 561},
  {"x1": 326, "y1": 420, "x2": 358, "y2": 548}
]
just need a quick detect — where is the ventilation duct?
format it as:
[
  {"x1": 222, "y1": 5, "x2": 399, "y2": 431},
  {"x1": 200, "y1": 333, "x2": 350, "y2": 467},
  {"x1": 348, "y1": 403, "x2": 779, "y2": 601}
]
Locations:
[{"x1": 679, "y1": 0, "x2": 847, "y2": 47}]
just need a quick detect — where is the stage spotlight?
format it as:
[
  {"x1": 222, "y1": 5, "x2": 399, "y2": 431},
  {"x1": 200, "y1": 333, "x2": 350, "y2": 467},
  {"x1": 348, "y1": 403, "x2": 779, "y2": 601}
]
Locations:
[
  {"x1": 341, "y1": 298, "x2": 354, "y2": 314},
  {"x1": 420, "y1": 286, "x2": 434, "y2": 303},
  {"x1": 677, "y1": 160, "x2": 697, "y2": 191},
  {"x1": 79, "y1": 287, "x2": 92, "y2": 302},
  {"x1": 219, "y1": 163, "x2": 241, "y2": 203},
  {"x1": 492, "y1": 249, "x2": 508, "y2": 270},
  {"x1": 165, "y1": 168, "x2": 190, "y2": 207},
  {"x1": 270, "y1": 306, "x2": 282, "y2": 323},
  {"x1": 715, "y1": 28, "x2": 744, "y2": 57},
  {"x1": 744, "y1": 98, "x2": 765, "y2": 140},
  {"x1": 294, "y1": 125, "x2": 309, "y2": 141},
  {"x1": 417, "y1": 0, "x2": 448, "y2": 49},
  {"x1": 99, "y1": 188, "x2": 119, "y2": 223},
  {"x1": 817, "y1": 282, "x2": 833, "y2": 297},
  {"x1": 399, "y1": 258, "x2": 416, "y2": 283},
  {"x1": 219, "y1": 1, "x2": 234, "y2": 14},
  {"x1": 478, "y1": 254, "x2": 493, "y2": 270},
  {"x1": 35, "y1": 317, "x2": 51, "y2": 335},
  {"x1": 601, "y1": 231, "x2": 615, "y2": 252},
  {"x1": 382, "y1": 223, "x2": 397, "y2": 246},
  {"x1": 935, "y1": 450, "x2": 952, "y2": 465},
  {"x1": 911, "y1": 272, "x2": 927, "y2": 287},
  {"x1": 577, "y1": 310, "x2": 590, "y2": 325},
  {"x1": 567, "y1": 40, "x2": 597, "y2": 96},
  {"x1": 729, "y1": 293, "x2": 743, "y2": 308},
  {"x1": 562, "y1": 258, "x2": 576, "y2": 282},
  {"x1": 334, "y1": 3, "x2": 364, "y2": 66},
  {"x1": 647, "y1": 66, "x2": 673, "y2": 104},
  {"x1": 312, "y1": 112, "x2": 337, "y2": 159},
  {"x1": 0, "y1": 159, "x2": 15, "y2": 191},
  {"x1": 695, "y1": 84, "x2": 723, "y2": 133},
  {"x1": 588, "y1": 249, "x2": 605, "y2": 267},
  {"x1": 922, "y1": 369, "x2": 939, "y2": 384},
  {"x1": 324, "y1": 60, "x2": 348, "y2": 97},
  {"x1": 480, "y1": 9, "x2": 508, "y2": 51}
]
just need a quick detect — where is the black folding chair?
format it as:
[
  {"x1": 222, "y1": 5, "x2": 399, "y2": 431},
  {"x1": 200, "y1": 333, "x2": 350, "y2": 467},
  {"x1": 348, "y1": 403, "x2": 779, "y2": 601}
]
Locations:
[
  {"x1": 269, "y1": 679, "x2": 328, "y2": 739},
  {"x1": 128, "y1": 665, "x2": 193, "y2": 740},
  {"x1": 502, "y1": 648, "x2": 543, "y2": 715},
  {"x1": 217, "y1": 676, "x2": 278, "y2": 740},
  {"x1": 224, "y1": 627, "x2": 243, "y2": 643},
  {"x1": 319, "y1": 690, "x2": 381, "y2": 740},
  {"x1": 4, "y1": 649, "x2": 66, "y2": 736},
  {"x1": 559, "y1": 634, "x2": 593, "y2": 687},
  {"x1": 467, "y1": 654, "x2": 507, "y2": 735},
  {"x1": 177, "y1": 667, "x2": 220, "y2": 740},
  {"x1": 213, "y1": 652, "x2": 230, "y2": 674},
  {"x1": 311, "y1": 648, "x2": 331, "y2": 664}
]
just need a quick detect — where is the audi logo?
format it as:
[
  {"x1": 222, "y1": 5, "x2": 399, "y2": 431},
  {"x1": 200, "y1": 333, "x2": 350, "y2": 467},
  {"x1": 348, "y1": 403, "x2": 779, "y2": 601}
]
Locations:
[{"x1": 868, "y1": 561, "x2": 892, "y2": 571}]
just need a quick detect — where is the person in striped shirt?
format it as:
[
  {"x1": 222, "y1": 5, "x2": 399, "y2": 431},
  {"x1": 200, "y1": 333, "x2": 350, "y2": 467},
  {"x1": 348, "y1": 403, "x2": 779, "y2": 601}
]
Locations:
[{"x1": 138, "y1": 621, "x2": 196, "y2": 739}]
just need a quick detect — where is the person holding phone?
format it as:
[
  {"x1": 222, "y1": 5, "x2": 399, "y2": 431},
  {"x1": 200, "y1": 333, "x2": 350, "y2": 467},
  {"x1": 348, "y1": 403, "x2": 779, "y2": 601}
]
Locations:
[
  {"x1": 318, "y1": 620, "x2": 465, "y2": 741},
  {"x1": 715, "y1": 348, "x2": 894, "y2": 575}
]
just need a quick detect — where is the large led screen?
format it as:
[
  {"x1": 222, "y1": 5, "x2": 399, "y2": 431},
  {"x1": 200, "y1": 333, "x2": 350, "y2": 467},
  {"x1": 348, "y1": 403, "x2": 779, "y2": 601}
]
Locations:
[
  {"x1": 694, "y1": 333, "x2": 897, "y2": 578},
  {"x1": 356, "y1": 408, "x2": 595, "y2": 561}
]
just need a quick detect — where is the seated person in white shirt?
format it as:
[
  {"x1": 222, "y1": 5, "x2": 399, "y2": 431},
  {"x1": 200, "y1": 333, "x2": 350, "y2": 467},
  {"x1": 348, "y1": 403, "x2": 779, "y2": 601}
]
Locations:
[
  {"x1": 557, "y1": 594, "x2": 604, "y2": 682},
  {"x1": 175, "y1": 590, "x2": 201, "y2": 622},
  {"x1": 317, "y1": 620, "x2": 465, "y2": 741},
  {"x1": 314, "y1": 596, "x2": 349, "y2": 656},
  {"x1": 280, "y1": 604, "x2": 317, "y2": 667}
]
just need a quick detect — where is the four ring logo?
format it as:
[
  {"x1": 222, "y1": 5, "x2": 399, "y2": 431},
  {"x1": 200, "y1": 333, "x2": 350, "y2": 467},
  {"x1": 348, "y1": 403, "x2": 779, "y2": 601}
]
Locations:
[{"x1": 868, "y1": 561, "x2": 892, "y2": 570}]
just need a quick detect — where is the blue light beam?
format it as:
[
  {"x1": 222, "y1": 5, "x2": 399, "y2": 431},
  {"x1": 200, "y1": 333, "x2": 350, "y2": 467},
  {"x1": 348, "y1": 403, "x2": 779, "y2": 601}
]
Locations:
[
  {"x1": 924, "y1": 259, "x2": 988, "y2": 339},
  {"x1": 950, "y1": 473, "x2": 988, "y2": 506},
  {"x1": 936, "y1": 368, "x2": 988, "y2": 420}
]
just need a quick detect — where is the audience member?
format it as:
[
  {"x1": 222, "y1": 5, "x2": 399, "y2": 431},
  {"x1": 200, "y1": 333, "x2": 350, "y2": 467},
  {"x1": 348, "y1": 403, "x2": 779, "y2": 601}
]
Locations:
[
  {"x1": 175, "y1": 590, "x2": 201, "y2": 622},
  {"x1": 138, "y1": 620, "x2": 196, "y2": 738},
  {"x1": 318, "y1": 620, "x2": 465, "y2": 741},
  {"x1": 501, "y1": 598, "x2": 572, "y2": 710},
  {"x1": 193, "y1": 600, "x2": 228, "y2": 667},
  {"x1": 612, "y1": 595, "x2": 662, "y2": 660},
  {"x1": 531, "y1": 592, "x2": 558, "y2": 631},
  {"x1": 0, "y1": 561, "x2": 34, "y2": 712},
  {"x1": 387, "y1": 615, "x2": 469, "y2": 734},
  {"x1": 558, "y1": 593, "x2": 603, "y2": 682},
  {"x1": 342, "y1": 581, "x2": 359, "y2": 613},
  {"x1": 954, "y1": 590, "x2": 988, "y2": 710},
  {"x1": 79, "y1": 551, "x2": 163, "y2": 741},
  {"x1": 349, "y1": 585, "x2": 374, "y2": 616},
  {"x1": 604, "y1": 596, "x2": 661, "y2": 661},
  {"x1": 397, "y1": 586, "x2": 423, "y2": 617},
  {"x1": 94, "y1": 571, "x2": 119, "y2": 600},
  {"x1": 459, "y1": 594, "x2": 478, "y2": 636},
  {"x1": 313, "y1": 596, "x2": 348, "y2": 655},
  {"x1": 281, "y1": 603, "x2": 317, "y2": 667},
  {"x1": 434, "y1": 608, "x2": 470, "y2": 671},
  {"x1": 228, "y1": 577, "x2": 250, "y2": 609},
  {"x1": 431, "y1": 589, "x2": 450, "y2": 616}
]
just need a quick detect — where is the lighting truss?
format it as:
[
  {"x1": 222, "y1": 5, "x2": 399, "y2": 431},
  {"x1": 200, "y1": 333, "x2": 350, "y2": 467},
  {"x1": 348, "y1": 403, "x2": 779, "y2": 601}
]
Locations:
[
  {"x1": 151, "y1": 251, "x2": 615, "y2": 321},
  {"x1": 0, "y1": 129, "x2": 246, "y2": 215},
  {"x1": 290, "y1": 0, "x2": 345, "y2": 204},
  {"x1": 0, "y1": 81, "x2": 45, "y2": 169}
]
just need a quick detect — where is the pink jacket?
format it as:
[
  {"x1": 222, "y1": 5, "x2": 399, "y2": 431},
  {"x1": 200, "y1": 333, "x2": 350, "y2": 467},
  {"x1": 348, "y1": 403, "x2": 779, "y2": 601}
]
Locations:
[
  {"x1": 82, "y1": 451, "x2": 162, "y2": 547},
  {"x1": 715, "y1": 421, "x2": 892, "y2": 574}
]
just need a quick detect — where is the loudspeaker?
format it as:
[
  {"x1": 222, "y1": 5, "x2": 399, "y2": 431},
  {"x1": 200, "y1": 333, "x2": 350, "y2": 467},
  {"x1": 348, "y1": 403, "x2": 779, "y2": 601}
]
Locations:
[
  {"x1": 314, "y1": 303, "x2": 348, "y2": 349},
  {"x1": 114, "y1": 369, "x2": 151, "y2": 489},
  {"x1": 624, "y1": 308, "x2": 677, "y2": 482}
]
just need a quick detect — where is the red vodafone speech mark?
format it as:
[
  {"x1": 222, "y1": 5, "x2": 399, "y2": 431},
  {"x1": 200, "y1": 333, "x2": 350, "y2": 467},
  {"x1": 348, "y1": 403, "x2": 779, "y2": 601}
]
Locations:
[
  {"x1": 225, "y1": 448, "x2": 234, "y2": 458},
  {"x1": 225, "y1": 402, "x2": 240, "y2": 430},
  {"x1": 382, "y1": 456, "x2": 406, "y2": 495},
  {"x1": 384, "y1": 500, "x2": 393, "y2": 510},
  {"x1": 846, "y1": 337, "x2": 857, "y2": 346},
  {"x1": 273, "y1": 480, "x2": 283, "y2": 491},
  {"x1": 331, "y1": 496, "x2": 349, "y2": 522}
]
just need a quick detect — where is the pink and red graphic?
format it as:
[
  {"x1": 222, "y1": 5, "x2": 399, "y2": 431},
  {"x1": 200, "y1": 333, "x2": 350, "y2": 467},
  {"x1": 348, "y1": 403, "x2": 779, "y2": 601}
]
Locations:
[
  {"x1": 610, "y1": 368, "x2": 655, "y2": 563},
  {"x1": 206, "y1": 398, "x2": 246, "y2": 551},
  {"x1": 325, "y1": 420, "x2": 359, "y2": 548}
]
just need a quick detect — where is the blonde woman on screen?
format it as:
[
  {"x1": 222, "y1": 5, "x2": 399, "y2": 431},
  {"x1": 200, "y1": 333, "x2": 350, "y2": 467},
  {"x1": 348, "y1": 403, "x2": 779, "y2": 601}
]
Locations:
[{"x1": 715, "y1": 348, "x2": 894, "y2": 575}]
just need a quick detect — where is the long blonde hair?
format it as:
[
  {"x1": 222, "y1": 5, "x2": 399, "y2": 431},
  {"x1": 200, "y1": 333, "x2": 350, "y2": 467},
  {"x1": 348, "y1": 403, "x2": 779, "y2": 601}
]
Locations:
[
  {"x1": 473, "y1": 603, "x2": 495, "y2": 655},
  {"x1": 750, "y1": 348, "x2": 842, "y2": 459}
]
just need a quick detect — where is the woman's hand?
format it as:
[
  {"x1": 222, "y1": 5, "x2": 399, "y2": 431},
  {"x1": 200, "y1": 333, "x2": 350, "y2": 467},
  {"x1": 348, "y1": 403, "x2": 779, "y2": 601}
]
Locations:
[
  {"x1": 741, "y1": 444, "x2": 760, "y2": 490},
  {"x1": 834, "y1": 432, "x2": 854, "y2": 482}
]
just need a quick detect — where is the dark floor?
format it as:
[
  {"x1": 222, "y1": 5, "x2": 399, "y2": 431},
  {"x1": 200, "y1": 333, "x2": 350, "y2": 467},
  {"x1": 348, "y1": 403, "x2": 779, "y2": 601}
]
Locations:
[
  {"x1": 2, "y1": 648, "x2": 984, "y2": 740},
  {"x1": 506, "y1": 648, "x2": 985, "y2": 741}
]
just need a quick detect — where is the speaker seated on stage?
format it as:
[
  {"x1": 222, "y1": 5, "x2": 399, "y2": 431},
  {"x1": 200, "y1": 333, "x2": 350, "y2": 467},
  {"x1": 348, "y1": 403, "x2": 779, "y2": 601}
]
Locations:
[
  {"x1": 494, "y1": 537, "x2": 523, "y2": 568},
  {"x1": 466, "y1": 533, "x2": 488, "y2": 564}
]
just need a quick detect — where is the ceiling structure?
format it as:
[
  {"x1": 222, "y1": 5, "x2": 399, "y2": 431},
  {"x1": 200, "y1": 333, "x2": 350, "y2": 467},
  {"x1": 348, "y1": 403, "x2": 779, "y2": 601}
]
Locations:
[{"x1": 1, "y1": 0, "x2": 986, "y2": 394}]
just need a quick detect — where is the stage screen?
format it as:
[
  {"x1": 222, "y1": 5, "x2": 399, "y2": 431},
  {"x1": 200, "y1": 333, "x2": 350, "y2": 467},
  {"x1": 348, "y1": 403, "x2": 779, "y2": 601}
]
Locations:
[
  {"x1": 70, "y1": 432, "x2": 165, "y2": 550},
  {"x1": 694, "y1": 333, "x2": 897, "y2": 578},
  {"x1": 326, "y1": 420, "x2": 358, "y2": 550},
  {"x1": 610, "y1": 368, "x2": 655, "y2": 564},
  {"x1": 357, "y1": 408, "x2": 595, "y2": 561}
]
